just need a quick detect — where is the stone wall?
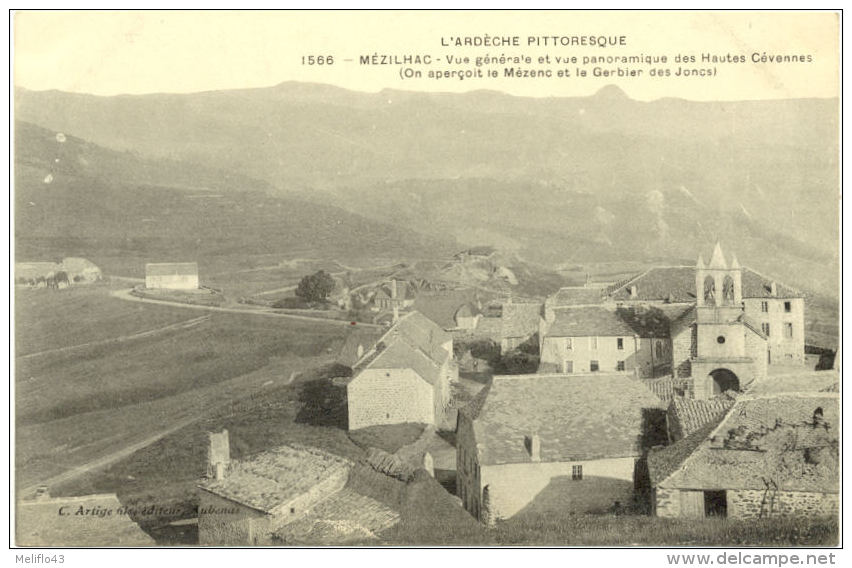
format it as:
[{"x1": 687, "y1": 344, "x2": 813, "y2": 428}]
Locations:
[
  {"x1": 654, "y1": 488, "x2": 839, "y2": 520},
  {"x1": 653, "y1": 487, "x2": 682, "y2": 518},
  {"x1": 728, "y1": 489, "x2": 838, "y2": 520},
  {"x1": 348, "y1": 368, "x2": 434, "y2": 429},
  {"x1": 198, "y1": 490, "x2": 270, "y2": 546},
  {"x1": 672, "y1": 324, "x2": 695, "y2": 379}
]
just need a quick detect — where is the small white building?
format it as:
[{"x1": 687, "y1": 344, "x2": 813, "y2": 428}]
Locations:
[{"x1": 145, "y1": 262, "x2": 199, "y2": 290}]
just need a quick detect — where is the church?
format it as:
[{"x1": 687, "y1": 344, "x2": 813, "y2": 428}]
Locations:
[{"x1": 539, "y1": 243, "x2": 805, "y2": 397}]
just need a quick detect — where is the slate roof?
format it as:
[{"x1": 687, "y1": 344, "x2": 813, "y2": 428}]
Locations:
[
  {"x1": 642, "y1": 377, "x2": 691, "y2": 404},
  {"x1": 198, "y1": 445, "x2": 352, "y2": 514},
  {"x1": 145, "y1": 262, "x2": 198, "y2": 276},
  {"x1": 501, "y1": 303, "x2": 543, "y2": 339},
  {"x1": 608, "y1": 267, "x2": 801, "y2": 301},
  {"x1": 460, "y1": 374, "x2": 666, "y2": 466},
  {"x1": 648, "y1": 420, "x2": 722, "y2": 487},
  {"x1": 657, "y1": 394, "x2": 839, "y2": 492},
  {"x1": 411, "y1": 289, "x2": 478, "y2": 329},
  {"x1": 545, "y1": 306, "x2": 637, "y2": 337},
  {"x1": 668, "y1": 396, "x2": 736, "y2": 441},
  {"x1": 337, "y1": 328, "x2": 385, "y2": 368},
  {"x1": 747, "y1": 371, "x2": 840, "y2": 396},
  {"x1": 548, "y1": 286, "x2": 605, "y2": 307},
  {"x1": 366, "y1": 339, "x2": 443, "y2": 386}
]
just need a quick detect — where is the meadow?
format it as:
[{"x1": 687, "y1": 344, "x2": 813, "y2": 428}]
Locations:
[{"x1": 15, "y1": 284, "x2": 350, "y2": 492}]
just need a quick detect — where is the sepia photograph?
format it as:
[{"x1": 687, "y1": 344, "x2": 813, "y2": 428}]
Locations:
[{"x1": 9, "y1": 9, "x2": 841, "y2": 552}]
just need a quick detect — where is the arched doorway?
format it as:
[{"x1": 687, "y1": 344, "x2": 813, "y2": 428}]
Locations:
[{"x1": 710, "y1": 368, "x2": 740, "y2": 394}]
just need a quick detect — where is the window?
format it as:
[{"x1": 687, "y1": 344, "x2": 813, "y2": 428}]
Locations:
[
  {"x1": 656, "y1": 340, "x2": 663, "y2": 359},
  {"x1": 761, "y1": 301, "x2": 769, "y2": 313},
  {"x1": 784, "y1": 323, "x2": 793, "y2": 338},
  {"x1": 617, "y1": 337, "x2": 624, "y2": 350},
  {"x1": 617, "y1": 360, "x2": 625, "y2": 371},
  {"x1": 590, "y1": 360, "x2": 599, "y2": 372},
  {"x1": 572, "y1": 465, "x2": 583, "y2": 481},
  {"x1": 564, "y1": 360, "x2": 573, "y2": 373},
  {"x1": 761, "y1": 323, "x2": 770, "y2": 336},
  {"x1": 784, "y1": 301, "x2": 792, "y2": 313},
  {"x1": 565, "y1": 337, "x2": 573, "y2": 350},
  {"x1": 590, "y1": 337, "x2": 598, "y2": 350}
]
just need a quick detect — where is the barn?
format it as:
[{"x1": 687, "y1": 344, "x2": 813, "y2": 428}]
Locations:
[{"x1": 145, "y1": 262, "x2": 199, "y2": 290}]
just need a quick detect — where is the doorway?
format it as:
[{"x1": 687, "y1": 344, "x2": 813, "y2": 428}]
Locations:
[{"x1": 704, "y1": 490, "x2": 727, "y2": 517}]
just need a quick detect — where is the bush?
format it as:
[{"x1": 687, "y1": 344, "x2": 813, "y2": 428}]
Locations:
[{"x1": 295, "y1": 270, "x2": 336, "y2": 303}]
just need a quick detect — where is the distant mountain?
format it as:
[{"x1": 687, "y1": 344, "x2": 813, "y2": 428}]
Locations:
[
  {"x1": 14, "y1": 121, "x2": 457, "y2": 276},
  {"x1": 14, "y1": 83, "x2": 839, "y2": 294}
]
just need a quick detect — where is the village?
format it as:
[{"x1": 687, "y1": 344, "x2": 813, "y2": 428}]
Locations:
[{"x1": 15, "y1": 242, "x2": 838, "y2": 546}]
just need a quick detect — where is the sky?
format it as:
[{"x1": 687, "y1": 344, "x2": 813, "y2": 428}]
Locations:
[{"x1": 13, "y1": 10, "x2": 840, "y2": 100}]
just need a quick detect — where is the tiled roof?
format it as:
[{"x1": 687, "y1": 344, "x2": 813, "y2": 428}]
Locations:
[
  {"x1": 545, "y1": 306, "x2": 637, "y2": 337},
  {"x1": 501, "y1": 303, "x2": 542, "y2": 339},
  {"x1": 366, "y1": 338, "x2": 443, "y2": 386},
  {"x1": 145, "y1": 262, "x2": 198, "y2": 276},
  {"x1": 658, "y1": 394, "x2": 839, "y2": 492},
  {"x1": 668, "y1": 397, "x2": 735, "y2": 441},
  {"x1": 393, "y1": 311, "x2": 452, "y2": 358},
  {"x1": 198, "y1": 445, "x2": 352, "y2": 513},
  {"x1": 337, "y1": 328, "x2": 385, "y2": 368},
  {"x1": 462, "y1": 374, "x2": 666, "y2": 466},
  {"x1": 648, "y1": 420, "x2": 721, "y2": 487},
  {"x1": 747, "y1": 371, "x2": 840, "y2": 396},
  {"x1": 412, "y1": 289, "x2": 478, "y2": 329},
  {"x1": 608, "y1": 267, "x2": 801, "y2": 301},
  {"x1": 548, "y1": 286, "x2": 605, "y2": 307},
  {"x1": 642, "y1": 377, "x2": 691, "y2": 404}
]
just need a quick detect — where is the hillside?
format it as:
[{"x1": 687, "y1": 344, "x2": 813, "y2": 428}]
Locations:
[
  {"x1": 14, "y1": 83, "x2": 839, "y2": 295},
  {"x1": 14, "y1": 121, "x2": 457, "y2": 276}
]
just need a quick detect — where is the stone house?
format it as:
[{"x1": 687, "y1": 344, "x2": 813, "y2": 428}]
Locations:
[
  {"x1": 197, "y1": 435, "x2": 353, "y2": 545},
  {"x1": 456, "y1": 373, "x2": 667, "y2": 524},
  {"x1": 648, "y1": 393, "x2": 839, "y2": 520},
  {"x1": 347, "y1": 311, "x2": 456, "y2": 430},
  {"x1": 145, "y1": 262, "x2": 199, "y2": 290},
  {"x1": 538, "y1": 306, "x2": 671, "y2": 377}
]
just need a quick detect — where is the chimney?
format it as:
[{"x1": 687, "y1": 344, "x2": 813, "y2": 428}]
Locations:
[
  {"x1": 770, "y1": 282, "x2": 777, "y2": 297},
  {"x1": 207, "y1": 429, "x2": 230, "y2": 480},
  {"x1": 629, "y1": 285, "x2": 638, "y2": 299},
  {"x1": 391, "y1": 280, "x2": 398, "y2": 299},
  {"x1": 525, "y1": 434, "x2": 541, "y2": 462}
]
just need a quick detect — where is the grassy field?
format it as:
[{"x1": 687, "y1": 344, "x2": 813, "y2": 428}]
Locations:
[
  {"x1": 17, "y1": 310, "x2": 345, "y2": 425},
  {"x1": 15, "y1": 284, "x2": 350, "y2": 492},
  {"x1": 15, "y1": 284, "x2": 198, "y2": 356}
]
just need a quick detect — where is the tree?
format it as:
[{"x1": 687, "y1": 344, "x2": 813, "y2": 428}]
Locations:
[{"x1": 295, "y1": 270, "x2": 336, "y2": 303}]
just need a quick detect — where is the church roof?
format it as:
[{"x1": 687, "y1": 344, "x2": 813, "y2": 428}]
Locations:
[{"x1": 607, "y1": 267, "x2": 801, "y2": 301}]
